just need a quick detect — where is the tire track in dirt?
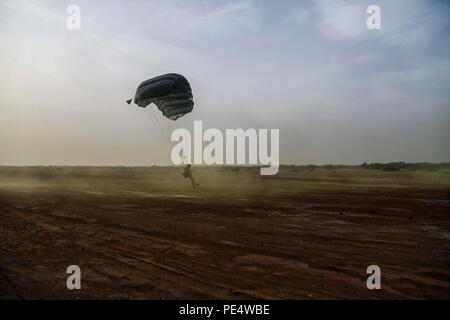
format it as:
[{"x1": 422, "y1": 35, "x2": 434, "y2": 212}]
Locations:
[{"x1": 1, "y1": 185, "x2": 449, "y2": 299}]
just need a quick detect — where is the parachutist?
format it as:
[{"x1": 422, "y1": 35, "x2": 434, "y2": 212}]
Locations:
[{"x1": 182, "y1": 164, "x2": 200, "y2": 189}]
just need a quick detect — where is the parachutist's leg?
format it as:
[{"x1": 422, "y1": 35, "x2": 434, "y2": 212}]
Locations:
[{"x1": 189, "y1": 176, "x2": 199, "y2": 188}]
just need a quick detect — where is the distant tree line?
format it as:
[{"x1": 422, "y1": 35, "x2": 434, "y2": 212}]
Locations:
[
  {"x1": 280, "y1": 162, "x2": 450, "y2": 172},
  {"x1": 1, "y1": 162, "x2": 449, "y2": 175},
  {"x1": 360, "y1": 162, "x2": 450, "y2": 171}
]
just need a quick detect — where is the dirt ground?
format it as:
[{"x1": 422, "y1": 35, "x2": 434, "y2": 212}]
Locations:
[{"x1": 0, "y1": 166, "x2": 449, "y2": 299}]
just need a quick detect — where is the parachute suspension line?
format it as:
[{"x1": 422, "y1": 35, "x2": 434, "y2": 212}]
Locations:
[
  {"x1": 159, "y1": 117, "x2": 171, "y2": 141},
  {"x1": 164, "y1": 116, "x2": 175, "y2": 139},
  {"x1": 168, "y1": 118, "x2": 176, "y2": 136},
  {"x1": 161, "y1": 117, "x2": 171, "y2": 139},
  {"x1": 176, "y1": 116, "x2": 186, "y2": 131},
  {"x1": 153, "y1": 110, "x2": 171, "y2": 139},
  {"x1": 146, "y1": 108, "x2": 166, "y2": 138},
  {"x1": 142, "y1": 108, "x2": 158, "y2": 130},
  {"x1": 174, "y1": 119, "x2": 189, "y2": 165},
  {"x1": 143, "y1": 109, "x2": 162, "y2": 139},
  {"x1": 163, "y1": 115, "x2": 174, "y2": 135},
  {"x1": 143, "y1": 109, "x2": 169, "y2": 141}
]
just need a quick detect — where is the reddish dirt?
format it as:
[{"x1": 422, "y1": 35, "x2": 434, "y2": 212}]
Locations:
[{"x1": 0, "y1": 168, "x2": 449, "y2": 299}]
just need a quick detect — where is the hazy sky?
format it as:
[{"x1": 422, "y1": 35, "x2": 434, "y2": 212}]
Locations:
[{"x1": 1, "y1": 0, "x2": 449, "y2": 165}]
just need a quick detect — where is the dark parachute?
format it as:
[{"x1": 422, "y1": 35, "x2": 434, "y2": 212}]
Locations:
[{"x1": 127, "y1": 73, "x2": 194, "y2": 120}]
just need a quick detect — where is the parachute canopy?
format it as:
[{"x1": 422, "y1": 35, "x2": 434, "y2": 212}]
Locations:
[{"x1": 128, "y1": 73, "x2": 194, "y2": 120}]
